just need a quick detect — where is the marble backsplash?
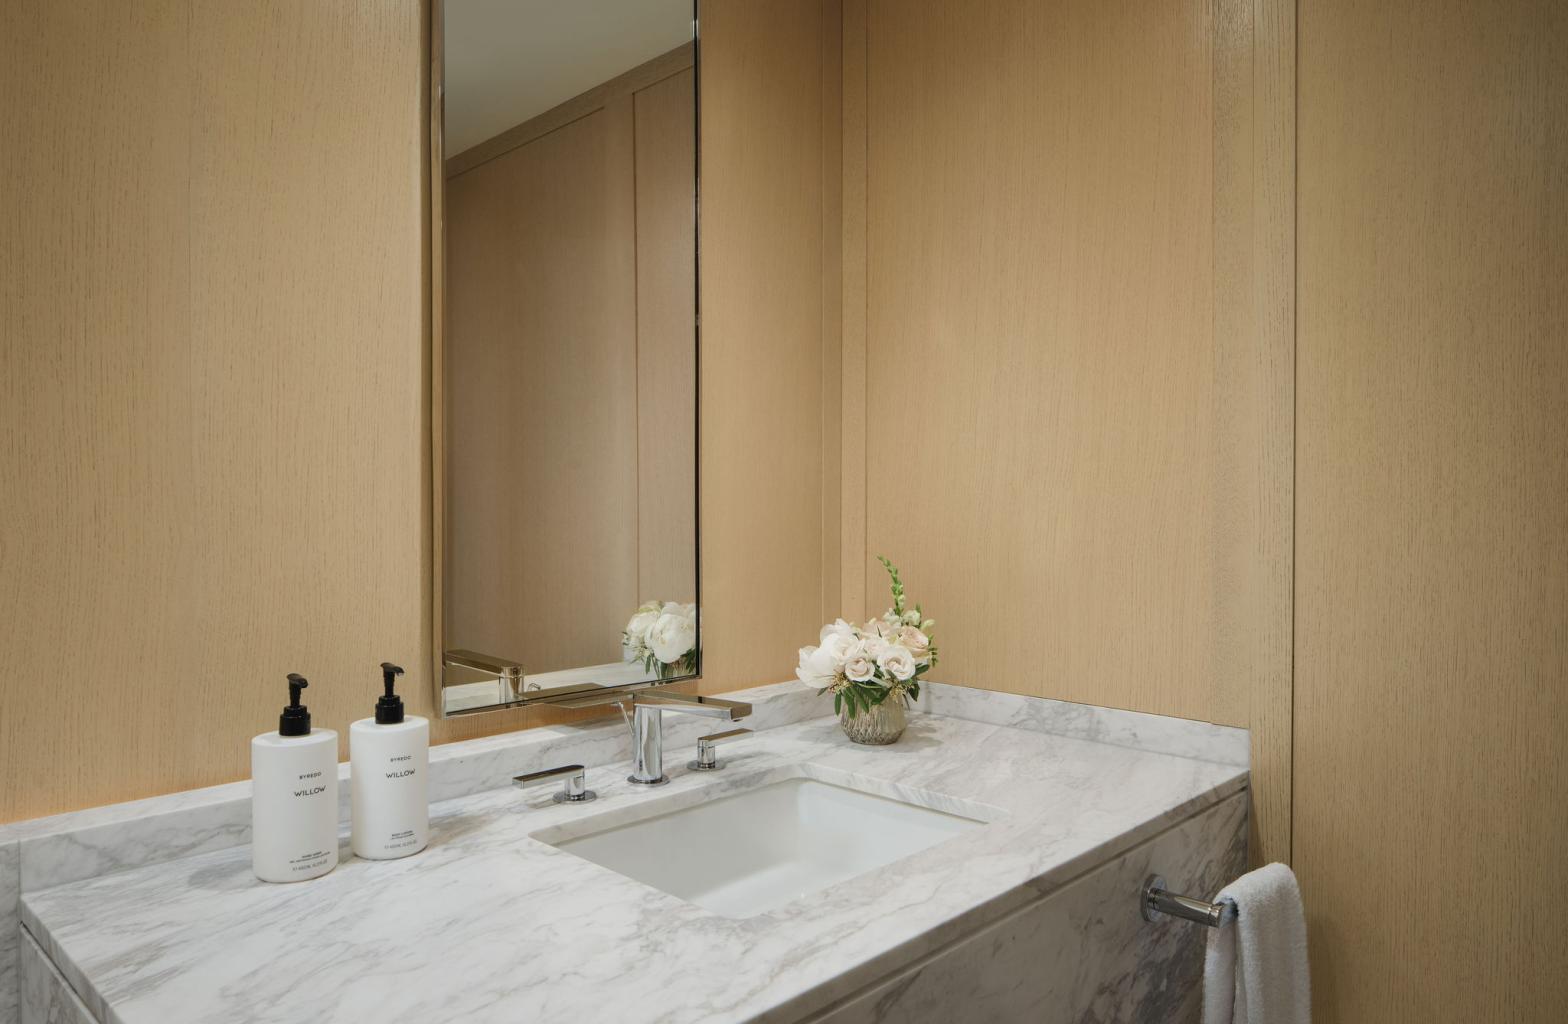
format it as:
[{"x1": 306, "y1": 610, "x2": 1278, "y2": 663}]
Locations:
[{"x1": 915, "y1": 683, "x2": 1250, "y2": 767}]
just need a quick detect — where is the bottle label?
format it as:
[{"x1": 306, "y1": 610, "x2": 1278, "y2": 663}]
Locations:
[
  {"x1": 292, "y1": 769, "x2": 328, "y2": 798},
  {"x1": 288, "y1": 849, "x2": 333, "y2": 873}
]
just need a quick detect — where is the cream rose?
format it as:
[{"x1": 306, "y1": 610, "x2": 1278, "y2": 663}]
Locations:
[
  {"x1": 842, "y1": 640, "x2": 876, "y2": 683},
  {"x1": 896, "y1": 626, "x2": 931, "y2": 663},
  {"x1": 877, "y1": 643, "x2": 917, "y2": 682}
]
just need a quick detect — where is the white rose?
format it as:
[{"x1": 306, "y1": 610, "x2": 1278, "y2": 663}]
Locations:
[
  {"x1": 795, "y1": 644, "x2": 841, "y2": 691},
  {"x1": 648, "y1": 610, "x2": 696, "y2": 665},
  {"x1": 820, "y1": 618, "x2": 856, "y2": 644},
  {"x1": 818, "y1": 625, "x2": 857, "y2": 665},
  {"x1": 625, "y1": 609, "x2": 659, "y2": 644},
  {"x1": 877, "y1": 643, "x2": 917, "y2": 682},
  {"x1": 676, "y1": 602, "x2": 698, "y2": 634},
  {"x1": 861, "y1": 633, "x2": 888, "y2": 660}
]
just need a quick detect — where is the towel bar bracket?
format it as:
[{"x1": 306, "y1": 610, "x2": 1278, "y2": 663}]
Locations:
[{"x1": 1141, "y1": 874, "x2": 1230, "y2": 928}]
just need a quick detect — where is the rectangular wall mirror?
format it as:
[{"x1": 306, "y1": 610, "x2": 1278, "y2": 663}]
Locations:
[{"x1": 432, "y1": 0, "x2": 699, "y2": 716}]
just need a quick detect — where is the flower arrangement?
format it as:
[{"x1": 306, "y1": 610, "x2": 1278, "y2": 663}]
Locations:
[
  {"x1": 795, "y1": 556, "x2": 938, "y2": 723},
  {"x1": 623, "y1": 600, "x2": 699, "y2": 679}
]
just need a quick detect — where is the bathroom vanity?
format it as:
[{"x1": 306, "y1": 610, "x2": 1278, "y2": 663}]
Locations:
[{"x1": 6, "y1": 682, "x2": 1247, "y2": 1023}]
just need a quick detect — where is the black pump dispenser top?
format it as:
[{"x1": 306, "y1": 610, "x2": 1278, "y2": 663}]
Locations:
[
  {"x1": 376, "y1": 663, "x2": 406, "y2": 725},
  {"x1": 280, "y1": 674, "x2": 312, "y2": 736}
]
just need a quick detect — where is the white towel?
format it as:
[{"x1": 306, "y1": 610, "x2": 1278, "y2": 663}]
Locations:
[{"x1": 1201, "y1": 862, "x2": 1310, "y2": 1024}]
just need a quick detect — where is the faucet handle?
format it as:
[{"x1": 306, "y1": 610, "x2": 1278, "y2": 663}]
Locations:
[
  {"x1": 688, "y1": 728, "x2": 752, "y2": 771},
  {"x1": 513, "y1": 764, "x2": 597, "y2": 803}
]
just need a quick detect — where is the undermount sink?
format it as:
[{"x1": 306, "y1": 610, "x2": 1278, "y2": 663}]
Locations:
[{"x1": 542, "y1": 775, "x2": 986, "y2": 918}]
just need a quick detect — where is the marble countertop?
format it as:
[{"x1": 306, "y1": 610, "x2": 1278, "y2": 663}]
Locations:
[{"x1": 21, "y1": 711, "x2": 1246, "y2": 1024}]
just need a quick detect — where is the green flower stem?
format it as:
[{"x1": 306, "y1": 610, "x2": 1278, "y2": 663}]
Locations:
[{"x1": 877, "y1": 555, "x2": 905, "y2": 616}]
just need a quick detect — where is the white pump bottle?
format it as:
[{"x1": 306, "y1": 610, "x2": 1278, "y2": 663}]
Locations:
[
  {"x1": 251, "y1": 674, "x2": 339, "y2": 883},
  {"x1": 350, "y1": 663, "x2": 429, "y2": 860}
]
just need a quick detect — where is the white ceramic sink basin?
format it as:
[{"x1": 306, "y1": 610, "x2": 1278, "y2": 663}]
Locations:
[{"x1": 545, "y1": 777, "x2": 984, "y2": 918}]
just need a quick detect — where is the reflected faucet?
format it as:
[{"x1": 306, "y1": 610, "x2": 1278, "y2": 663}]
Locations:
[
  {"x1": 616, "y1": 692, "x2": 752, "y2": 785},
  {"x1": 443, "y1": 649, "x2": 525, "y2": 702}
]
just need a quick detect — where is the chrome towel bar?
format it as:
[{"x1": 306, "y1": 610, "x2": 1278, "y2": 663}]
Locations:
[{"x1": 1141, "y1": 875, "x2": 1232, "y2": 928}]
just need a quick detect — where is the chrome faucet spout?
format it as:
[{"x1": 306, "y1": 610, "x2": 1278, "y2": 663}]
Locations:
[
  {"x1": 639, "y1": 691, "x2": 752, "y2": 720},
  {"x1": 622, "y1": 692, "x2": 752, "y2": 785}
]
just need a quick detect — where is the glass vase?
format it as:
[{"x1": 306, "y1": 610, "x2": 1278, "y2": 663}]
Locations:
[{"x1": 840, "y1": 696, "x2": 907, "y2": 745}]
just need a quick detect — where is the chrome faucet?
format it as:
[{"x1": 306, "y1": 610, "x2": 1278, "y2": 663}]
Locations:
[{"x1": 615, "y1": 692, "x2": 752, "y2": 785}]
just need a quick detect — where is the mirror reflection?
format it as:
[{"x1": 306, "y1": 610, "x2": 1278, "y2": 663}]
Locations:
[{"x1": 436, "y1": 0, "x2": 698, "y2": 715}]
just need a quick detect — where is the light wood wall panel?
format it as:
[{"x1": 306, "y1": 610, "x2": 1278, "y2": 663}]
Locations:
[
  {"x1": 1295, "y1": 1, "x2": 1568, "y2": 1020},
  {"x1": 695, "y1": 0, "x2": 827, "y2": 693},
  {"x1": 819, "y1": 0, "x2": 845, "y2": 623},
  {"x1": 1212, "y1": 0, "x2": 1295, "y2": 865},
  {"x1": 0, "y1": 0, "x2": 830, "y2": 823},
  {"x1": 838, "y1": 0, "x2": 868, "y2": 621},
  {"x1": 0, "y1": 0, "x2": 195, "y2": 824},
  {"x1": 0, "y1": 0, "x2": 446, "y2": 824},
  {"x1": 860, "y1": 0, "x2": 1217, "y2": 720}
]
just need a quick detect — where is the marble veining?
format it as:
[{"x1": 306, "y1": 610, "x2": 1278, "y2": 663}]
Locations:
[
  {"x1": 809, "y1": 792, "x2": 1249, "y2": 1024},
  {"x1": 21, "y1": 713, "x2": 1247, "y2": 1024},
  {"x1": 1, "y1": 839, "x2": 19, "y2": 1024},
  {"x1": 0, "y1": 679, "x2": 1241, "y2": 1019},
  {"x1": 915, "y1": 682, "x2": 1250, "y2": 767},
  {"x1": 0, "y1": 678, "x2": 811, "y2": 1019},
  {"x1": 19, "y1": 929, "x2": 96, "y2": 1024}
]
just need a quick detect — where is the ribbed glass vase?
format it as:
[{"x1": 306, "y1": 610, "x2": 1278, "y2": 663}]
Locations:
[{"x1": 839, "y1": 697, "x2": 907, "y2": 745}]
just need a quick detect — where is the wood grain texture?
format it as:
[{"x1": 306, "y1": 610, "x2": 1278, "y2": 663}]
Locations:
[
  {"x1": 838, "y1": 0, "x2": 869, "y2": 623},
  {"x1": 1213, "y1": 0, "x2": 1295, "y2": 866},
  {"x1": 694, "y1": 0, "x2": 827, "y2": 694},
  {"x1": 634, "y1": 67, "x2": 699, "y2": 605},
  {"x1": 819, "y1": 0, "x2": 845, "y2": 623},
  {"x1": 1295, "y1": 1, "x2": 1568, "y2": 1020},
  {"x1": 443, "y1": 105, "x2": 640, "y2": 673},
  {"x1": 0, "y1": 0, "x2": 468, "y2": 823},
  {"x1": 863, "y1": 0, "x2": 1217, "y2": 720}
]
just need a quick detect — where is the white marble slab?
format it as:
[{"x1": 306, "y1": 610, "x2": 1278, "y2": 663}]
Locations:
[
  {"x1": 915, "y1": 681, "x2": 1250, "y2": 767},
  {"x1": 20, "y1": 929, "x2": 96, "y2": 1024},
  {"x1": 1, "y1": 840, "x2": 19, "y2": 1024},
  {"x1": 21, "y1": 713, "x2": 1247, "y2": 1024}
]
